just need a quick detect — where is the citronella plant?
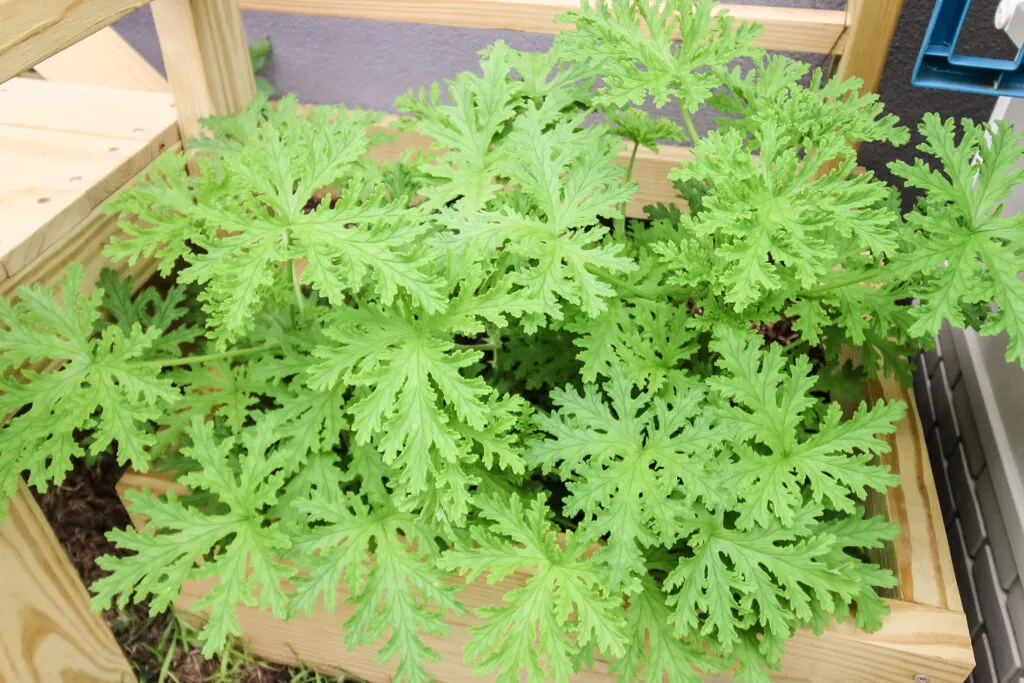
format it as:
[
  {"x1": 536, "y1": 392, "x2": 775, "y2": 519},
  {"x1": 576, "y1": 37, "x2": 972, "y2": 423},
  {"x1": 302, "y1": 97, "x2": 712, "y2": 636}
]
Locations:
[{"x1": 3, "y1": 1, "x2": 1024, "y2": 682}]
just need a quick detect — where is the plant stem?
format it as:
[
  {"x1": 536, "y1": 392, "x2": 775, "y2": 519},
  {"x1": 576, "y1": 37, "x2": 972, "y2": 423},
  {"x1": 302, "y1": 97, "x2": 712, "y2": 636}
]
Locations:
[
  {"x1": 802, "y1": 269, "x2": 877, "y2": 297},
  {"x1": 292, "y1": 260, "x2": 305, "y2": 313},
  {"x1": 619, "y1": 140, "x2": 641, "y2": 220},
  {"x1": 681, "y1": 108, "x2": 700, "y2": 146},
  {"x1": 598, "y1": 270, "x2": 672, "y2": 300},
  {"x1": 132, "y1": 344, "x2": 275, "y2": 369},
  {"x1": 553, "y1": 513, "x2": 579, "y2": 531}
]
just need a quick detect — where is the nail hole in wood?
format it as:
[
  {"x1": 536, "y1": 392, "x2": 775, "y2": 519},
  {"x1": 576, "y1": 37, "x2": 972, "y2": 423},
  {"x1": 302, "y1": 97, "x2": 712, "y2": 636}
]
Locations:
[
  {"x1": 109, "y1": 146, "x2": 120, "y2": 152},
  {"x1": 37, "y1": 197, "x2": 50, "y2": 204},
  {"x1": 133, "y1": 127, "x2": 144, "y2": 134},
  {"x1": 69, "y1": 176, "x2": 82, "y2": 183}
]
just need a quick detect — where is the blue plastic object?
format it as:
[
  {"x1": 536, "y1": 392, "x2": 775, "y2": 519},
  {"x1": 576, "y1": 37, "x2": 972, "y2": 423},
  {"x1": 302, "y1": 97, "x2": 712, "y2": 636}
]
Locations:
[{"x1": 913, "y1": 0, "x2": 1024, "y2": 96}]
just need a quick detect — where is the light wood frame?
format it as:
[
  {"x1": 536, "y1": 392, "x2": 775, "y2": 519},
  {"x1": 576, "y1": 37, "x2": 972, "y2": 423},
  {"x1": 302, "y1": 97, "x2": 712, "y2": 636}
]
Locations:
[
  {"x1": 0, "y1": 0, "x2": 902, "y2": 217},
  {"x1": 117, "y1": 376, "x2": 974, "y2": 683},
  {"x1": 1, "y1": 1, "x2": 971, "y2": 682}
]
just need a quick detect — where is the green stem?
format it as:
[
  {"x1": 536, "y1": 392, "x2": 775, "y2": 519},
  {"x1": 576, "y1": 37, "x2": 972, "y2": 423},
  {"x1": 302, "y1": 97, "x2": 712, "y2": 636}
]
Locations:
[
  {"x1": 618, "y1": 140, "x2": 641, "y2": 221},
  {"x1": 802, "y1": 269, "x2": 876, "y2": 297},
  {"x1": 553, "y1": 514, "x2": 579, "y2": 531},
  {"x1": 624, "y1": 140, "x2": 640, "y2": 184},
  {"x1": 598, "y1": 270, "x2": 673, "y2": 300},
  {"x1": 681, "y1": 108, "x2": 700, "y2": 146},
  {"x1": 132, "y1": 344, "x2": 275, "y2": 369},
  {"x1": 462, "y1": 342, "x2": 501, "y2": 351},
  {"x1": 291, "y1": 260, "x2": 305, "y2": 313}
]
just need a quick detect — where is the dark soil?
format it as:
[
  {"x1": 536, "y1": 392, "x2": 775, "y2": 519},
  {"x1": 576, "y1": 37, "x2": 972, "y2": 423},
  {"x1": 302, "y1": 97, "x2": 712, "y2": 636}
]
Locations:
[{"x1": 32, "y1": 454, "x2": 311, "y2": 683}]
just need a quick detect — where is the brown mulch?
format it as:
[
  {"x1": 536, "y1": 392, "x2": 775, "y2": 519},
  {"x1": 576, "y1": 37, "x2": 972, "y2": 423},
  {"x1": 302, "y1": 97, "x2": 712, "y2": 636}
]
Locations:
[{"x1": 32, "y1": 454, "x2": 308, "y2": 683}]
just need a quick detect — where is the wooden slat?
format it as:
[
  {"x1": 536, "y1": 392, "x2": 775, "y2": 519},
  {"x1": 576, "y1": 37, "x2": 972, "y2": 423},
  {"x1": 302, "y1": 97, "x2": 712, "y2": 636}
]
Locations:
[
  {"x1": 0, "y1": 77, "x2": 175, "y2": 138},
  {"x1": 115, "y1": 373, "x2": 973, "y2": 683},
  {"x1": 0, "y1": 480, "x2": 137, "y2": 683},
  {"x1": 868, "y1": 376, "x2": 963, "y2": 613},
  {"x1": 0, "y1": 78, "x2": 179, "y2": 286},
  {"x1": 361, "y1": 114, "x2": 687, "y2": 218},
  {"x1": 237, "y1": 0, "x2": 849, "y2": 54},
  {"x1": 118, "y1": 471, "x2": 973, "y2": 683},
  {"x1": 335, "y1": 111, "x2": 865, "y2": 218},
  {"x1": 162, "y1": 579, "x2": 971, "y2": 683},
  {"x1": 34, "y1": 27, "x2": 169, "y2": 93},
  {"x1": 0, "y1": 0, "x2": 152, "y2": 85},
  {"x1": 0, "y1": 147, "x2": 178, "y2": 297},
  {"x1": 151, "y1": 0, "x2": 256, "y2": 144},
  {"x1": 835, "y1": 0, "x2": 904, "y2": 93}
]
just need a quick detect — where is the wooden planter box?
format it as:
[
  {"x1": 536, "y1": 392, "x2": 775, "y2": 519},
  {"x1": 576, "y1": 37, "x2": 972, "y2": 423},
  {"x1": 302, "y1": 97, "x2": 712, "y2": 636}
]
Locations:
[
  {"x1": 4, "y1": 1, "x2": 972, "y2": 681},
  {"x1": 117, "y1": 374, "x2": 975, "y2": 683}
]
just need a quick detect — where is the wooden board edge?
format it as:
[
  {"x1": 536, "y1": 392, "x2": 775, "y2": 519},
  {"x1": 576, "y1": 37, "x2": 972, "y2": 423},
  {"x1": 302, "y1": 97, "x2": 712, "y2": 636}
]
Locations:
[
  {"x1": 34, "y1": 26, "x2": 169, "y2": 93},
  {"x1": 0, "y1": 124, "x2": 180, "y2": 286},
  {"x1": 867, "y1": 374, "x2": 964, "y2": 614},
  {"x1": 0, "y1": 0, "x2": 153, "y2": 84},
  {"x1": 359, "y1": 113, "x2": 690, "y2": 218},
  {"x1": 0, "y1": 140, "x2": 181, "y2": 297},
  {"x1": 116, "y1": 468, "x2": 974, "y2": 682},
  {"x1": 0, "y1": 480, "x2": 138, "y2": 683},
  {"x1": 237, "y1": 0, "x2": 849, "y2": 55}
]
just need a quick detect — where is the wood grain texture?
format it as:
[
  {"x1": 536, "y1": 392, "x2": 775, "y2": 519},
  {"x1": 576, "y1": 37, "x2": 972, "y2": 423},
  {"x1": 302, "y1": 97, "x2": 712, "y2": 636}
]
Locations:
[
  {"x1": 360, "y1": 113, "x2": 687, "y2": 218},
  {"x1": 0, "y1": 144, "x2": 178, "y2": 298},
  {"x1": 834, "y1": 0, "x2": 904, "y2": 93},
  {"x1": 867, "y1": 376, "x2": 964, "y2": 614},
  {"x1": 151, "y1": 0, "x2": 255, "y2": 144},
  {"x1": 322, "y1": 110, "x2": 863, "y2": 218},
  {"x1": 34, "y1": 27, "x2": 169, "y2": 92},
  {"x1": 0, "y1": 78, "x2": 178, "y2": 286},
  {"x1": 0, "y1": 0, "x2": 151, "y2": 84},
  {"x1": 237, "y1": 0, "x2": 849, "y2": 54},
  {"x1": 116, "y1": 374, "x2": 973, "y2": 683},
  {"x1": 0, "y1": 480, "x2": 137, "y2": 683}
]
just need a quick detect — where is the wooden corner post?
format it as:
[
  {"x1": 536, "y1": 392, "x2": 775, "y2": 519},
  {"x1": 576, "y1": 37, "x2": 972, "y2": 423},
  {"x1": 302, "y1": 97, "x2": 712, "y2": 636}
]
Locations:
[
  {"x1": 835, "y1": 0, "x2": 905, "y2": 93},
  {"x1": 150, "y1": 0, "x2": 255, "y2": 144},
  {"x1": 1, "y1": 480, "x2": 138, "y2": 683}
]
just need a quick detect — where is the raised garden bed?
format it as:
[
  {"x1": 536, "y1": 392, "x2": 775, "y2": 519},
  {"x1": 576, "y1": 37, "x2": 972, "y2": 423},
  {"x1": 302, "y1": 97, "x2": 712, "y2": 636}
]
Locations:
[
  {"x1": 0, "y1": 1, "x2": 994, "y2": 682},
  {"x1": 117, "y1": 374, "x2": 973, "y2": 683}
]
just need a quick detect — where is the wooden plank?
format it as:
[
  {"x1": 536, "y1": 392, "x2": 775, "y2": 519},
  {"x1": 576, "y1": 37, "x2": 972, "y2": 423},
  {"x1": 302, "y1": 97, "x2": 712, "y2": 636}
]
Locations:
[
  {"x1": 0, "y1": 78, "x2": 179, "y2": 285},
  {"x1": 116, "y1": 373, "x2": 973, "y2": 683},
  {"x1": 148, "y1": 576, "x2": 969, "y2": 683},
  {"x1": 0, "y1": 77, "x2": 175, "y2": 138},
  {"x1": 151, "y1": 0, "x2": 255, "y2": 144},
  {"x1": 333, "y1": 111, "x2": 863, "y2": 218},
  {"x1": 0, "y1": 0, "x2": 152, "y2": 85},
  {"x1": 868, "y1": 375, "x2": 964, "y2": 614},
  {"x1": 834, "y1": 0, "x2": 904, "y2": 93},
  {"x1": 0, "y1": 146, "x2": 178, "y2": 297},
  {"x1": 34, "y1": 27, "x2": 169, "y2": 93},
  {"x1": 628, "y1": 144, "x2": 689, "y2": 215},
  {"x1": 0, "y1": 480, "x2": 137, "y2": 683},
  {"x1": 361, "y1": 113, "x2": 687, "y2": 218},
  {"x1": 237, "y1": 0, "x2": 849, "y2": 54}
]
